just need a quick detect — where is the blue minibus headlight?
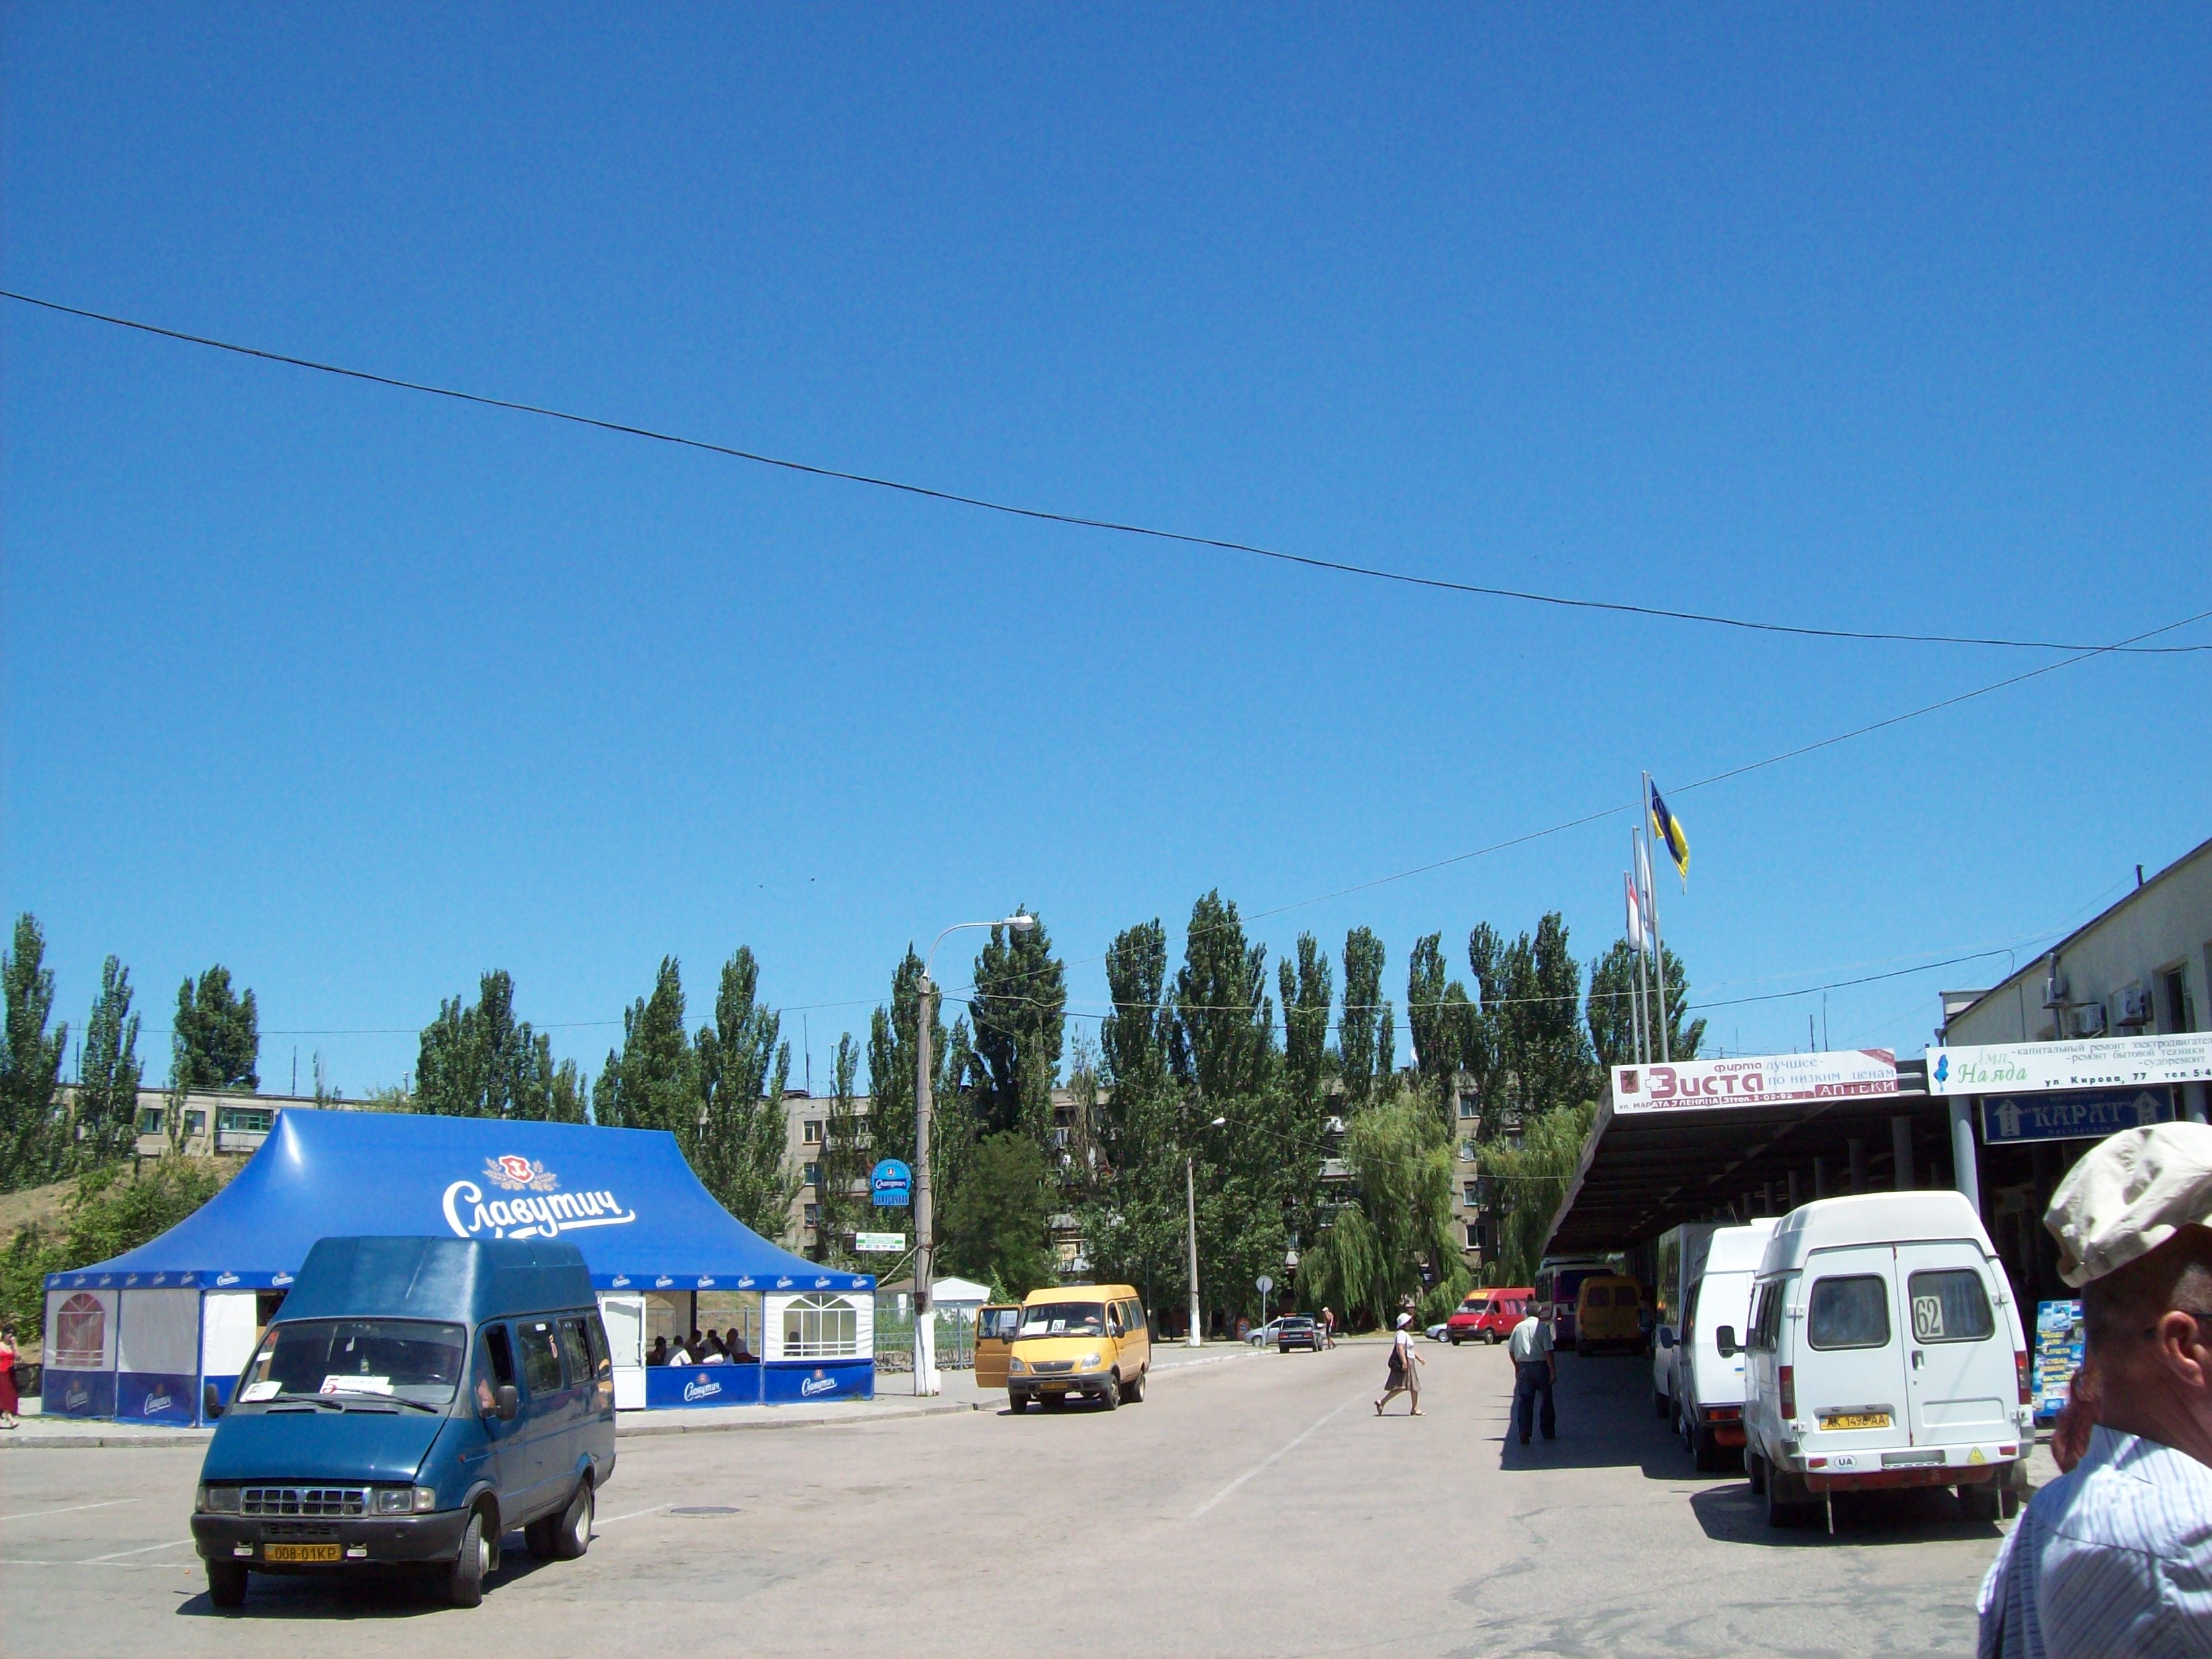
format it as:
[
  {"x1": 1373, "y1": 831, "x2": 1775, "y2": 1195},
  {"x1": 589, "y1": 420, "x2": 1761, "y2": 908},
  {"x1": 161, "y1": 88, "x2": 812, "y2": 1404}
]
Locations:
[
  {"x1": 374, "y1": 1487, "x2": 438, "y2": 1515},
  {"x1": 197, "y1": 1485, "x2": 241, "y2": 1515}
]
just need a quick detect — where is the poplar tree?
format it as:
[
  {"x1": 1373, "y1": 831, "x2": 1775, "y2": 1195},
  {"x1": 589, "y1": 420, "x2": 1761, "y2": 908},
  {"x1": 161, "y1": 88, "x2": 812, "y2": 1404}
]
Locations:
[
  {"x1": 1406, "y1": 934, "x2": 1478, "y2": 1126},
  {"x1": 1, "y1": 915, "x2": 66, "y2": 1189},
  {"x1": 416, "y1": 970, "x2": 566, "y2": 1119},
  {"x1": 173, "y1": 966, "x2": 259, "y2": 1092},
  {"x1": 966, "y1": 908, "x2": 1066, "y2": 1140},
  {"x1": 811, "y1": 1034, "x2": 866, "y2": 1262},
  {"x1": 693, "y1": 948, "x2": 797, "y2": 1238},
  {"x1": 1081, "y1": 920, "x2": 1181, "y2": 1307},
  {"x1": 593, "y1": 958, "x2": 695, "y2": 1136},
  {"x1": 76, "y1": 956, "x2": 143, "y2": 1166},
  {"x1": 1338, "y1": 927, "x2": 1394, "y2": 1109}
]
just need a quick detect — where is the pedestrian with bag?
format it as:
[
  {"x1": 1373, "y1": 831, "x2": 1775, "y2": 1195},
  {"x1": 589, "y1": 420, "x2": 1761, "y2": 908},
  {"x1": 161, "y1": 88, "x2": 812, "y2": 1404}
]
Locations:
[
  {"x1": 1375, "y1": 1313, "x2": 1423, "y2": 1415},
  {"x1": 1508, "y1": 1304, "x2": 1556, "y2": 1444},
  {"x1": 0, "y1": 1327, "x2": 19, "y2": 1429},
  {"x1": 1977, "y1": 1123, "x2": 2212, "y2": 1658}
]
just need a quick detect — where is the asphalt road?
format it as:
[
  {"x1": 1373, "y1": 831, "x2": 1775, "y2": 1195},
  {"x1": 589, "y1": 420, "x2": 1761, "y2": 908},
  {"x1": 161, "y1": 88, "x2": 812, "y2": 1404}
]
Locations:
[{"x1": 0, "y1": 1340, "x2": 2024, "y2": 1658}]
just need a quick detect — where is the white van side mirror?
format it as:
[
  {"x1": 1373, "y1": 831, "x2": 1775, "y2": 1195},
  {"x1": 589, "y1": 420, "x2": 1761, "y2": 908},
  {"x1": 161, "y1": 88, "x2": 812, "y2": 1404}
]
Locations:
[{"x1": 1714, "y1": 1325, "x2": 1739, "y2": 1358}]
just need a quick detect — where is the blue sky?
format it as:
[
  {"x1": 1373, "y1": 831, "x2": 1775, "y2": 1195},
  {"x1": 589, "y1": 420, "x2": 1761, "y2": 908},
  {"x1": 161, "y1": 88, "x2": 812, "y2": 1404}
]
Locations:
[{"x1": 4, "y1": 6, "x2": 2207, "y2": 1096}]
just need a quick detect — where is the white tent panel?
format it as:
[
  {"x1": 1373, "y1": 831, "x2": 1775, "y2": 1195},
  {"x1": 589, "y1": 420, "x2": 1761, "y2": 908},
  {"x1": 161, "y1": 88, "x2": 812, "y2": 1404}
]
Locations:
[
  {"x1": 118, "y1": 1289, "x2": 199, "y2": 1375},
  {"x1": 201, "y1": 1290, "x2": 261, "y2": 1379}
]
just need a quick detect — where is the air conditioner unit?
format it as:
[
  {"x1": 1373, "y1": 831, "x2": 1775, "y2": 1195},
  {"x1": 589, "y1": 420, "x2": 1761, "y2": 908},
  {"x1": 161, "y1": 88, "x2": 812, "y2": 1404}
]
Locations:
[
  {"x1": 2043, "y1": 956, "x2": 2070, "y2": 1011},
  {"x1": 2074, "y1": 1003, "x2": 2108, "y2": 1038},
  {"x1": 2115, "y1": 983, "x2": 2154, "y2": 1029}
]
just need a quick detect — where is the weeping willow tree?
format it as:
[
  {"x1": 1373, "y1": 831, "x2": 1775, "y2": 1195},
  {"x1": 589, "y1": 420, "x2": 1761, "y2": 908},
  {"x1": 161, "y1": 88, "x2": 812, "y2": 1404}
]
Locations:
[
  {"x1": 1482, "y1": 1102, "x2": 1598, "y2": 1287},
  {"x1": 1299, "y1": 1091, "x2": 1465, "y2": 1329}
]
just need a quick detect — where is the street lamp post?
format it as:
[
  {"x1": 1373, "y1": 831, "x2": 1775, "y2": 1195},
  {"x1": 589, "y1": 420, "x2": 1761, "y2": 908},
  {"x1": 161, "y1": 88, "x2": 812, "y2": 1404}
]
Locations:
[
  {"x1": 1185, "y1": 1113, "x2": 1226, "y2": 1348},
  {"x1": 913, "y1": 914, "x2": 1034, "y2": 1397}
]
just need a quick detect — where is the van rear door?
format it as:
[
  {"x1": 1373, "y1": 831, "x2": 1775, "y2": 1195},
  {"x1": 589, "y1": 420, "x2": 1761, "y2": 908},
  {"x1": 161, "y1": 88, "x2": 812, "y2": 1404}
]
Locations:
[
  {"x1": 1896, "y1": 1244, "x2": 2011, "y2": 1450},
  {"x1": 1797, "y1": 1247, "x2": 1911, "y2": 1462}
]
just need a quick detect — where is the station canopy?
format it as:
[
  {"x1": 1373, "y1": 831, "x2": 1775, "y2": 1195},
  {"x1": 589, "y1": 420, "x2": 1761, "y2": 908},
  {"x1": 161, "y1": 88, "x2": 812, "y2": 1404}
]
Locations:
[
  {"x1": 1542, "y1": 1052, "x2": 1954, "y2": 1257},
  {"x1": 46, "y1": 1108, "x2": 872, "y2": 1297}
]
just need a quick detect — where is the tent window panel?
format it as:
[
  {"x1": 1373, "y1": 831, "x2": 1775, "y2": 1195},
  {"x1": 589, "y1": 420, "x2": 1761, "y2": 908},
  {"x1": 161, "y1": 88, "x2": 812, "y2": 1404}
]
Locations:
[{"x1": 782, "y1": 1293, "x2": 860, "y2": 1359}]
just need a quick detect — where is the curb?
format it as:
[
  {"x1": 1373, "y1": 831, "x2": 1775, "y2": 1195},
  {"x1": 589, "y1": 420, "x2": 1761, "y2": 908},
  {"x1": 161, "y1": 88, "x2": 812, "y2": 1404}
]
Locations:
[
  {"x1": 1, "y1": 1430, "x2": 214, "y2": 1450},
  {"x1": 613, "y1": 1399, "x2": 983, "y2": 1438}
]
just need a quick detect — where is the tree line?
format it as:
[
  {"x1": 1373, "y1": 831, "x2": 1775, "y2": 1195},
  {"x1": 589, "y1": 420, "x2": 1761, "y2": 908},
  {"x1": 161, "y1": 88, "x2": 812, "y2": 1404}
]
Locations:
[{"x1": 0, "y1": 897, "x2": 1705, "y2": 1332}]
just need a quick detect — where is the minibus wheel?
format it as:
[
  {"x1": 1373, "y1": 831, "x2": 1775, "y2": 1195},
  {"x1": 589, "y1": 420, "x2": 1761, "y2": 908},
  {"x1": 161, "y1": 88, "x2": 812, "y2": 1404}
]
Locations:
[
  {"x1": 1098, "y1": 1372, "x2": 1120, "y2": 1410},
  {"x1": 1957, "y1": 1481, "x2": 2001, "y2": 1523},
  {"x1": 446, "y1": 1510, "x2": 489, "y2": 1608},
  {"x1": 205, "y1": 1560, "x2": 248, "y2": 1610},
  {"x1": 553, "y1": 1480, "x2": 593, "y2": 1560},
  {"x1": 1747, "y1": 1451, "x2": 1767, "y2": 1495},
  {"x1": 1120, "y1": 1368, "x2": 1145, "y2": 1404}
]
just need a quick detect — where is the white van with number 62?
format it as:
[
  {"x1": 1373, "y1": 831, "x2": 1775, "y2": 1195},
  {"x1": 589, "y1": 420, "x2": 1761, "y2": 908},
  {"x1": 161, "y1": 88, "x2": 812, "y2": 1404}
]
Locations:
[{"x1": 1737, "y1": 1191, "x2": 2031, "y2": 1529}]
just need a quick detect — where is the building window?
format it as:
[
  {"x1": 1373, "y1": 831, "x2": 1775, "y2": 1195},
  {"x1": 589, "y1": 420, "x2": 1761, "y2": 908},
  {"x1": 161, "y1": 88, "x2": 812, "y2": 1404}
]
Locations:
[
  {"x1": 2163, "y1": 967, "x2": 2196, "y2": 1034},
  {"x1": 802, "y1": 1161, "x2": 821, "y2": 1187},
  {"x1": 218, "y1": 1107, "x2": 274, "y2": 1133},
  {"x1": 1459, "y1": 1098, "x2": 1479, "y2": 1119},
  {"x1": 1458, "y1": 1140, "x2": 1478, "y2": 1164},
  {"x1": 803, "y1": 1120, "x2": 823, "y2": 1144},
  {"x1": 781, "y1": 1292, "x2": 859, "y2": 1358},
  {"x1": 1466, "y1": 1222, "x2": 1482, "y2": 1250},
  {"x1": 1462, "y1": 1181, "x2": 1480, "y2": 1206},
  {"x1": 183, "y1": 1110, "x2": 207, "y2": 1138},
  {"x1": 136, "y1": 1107, "x2": 165, "y2": 1135},
  {"x1": 803, "y1": 1203, "x2": 820, "y2": 1227}
]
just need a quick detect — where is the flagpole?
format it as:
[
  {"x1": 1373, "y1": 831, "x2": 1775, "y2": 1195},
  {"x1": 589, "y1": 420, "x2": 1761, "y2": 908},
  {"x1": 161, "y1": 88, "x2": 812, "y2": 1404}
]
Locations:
[
  {"x1": 1629, "y1": 842, "x2": 1649, "y2": 1066},
  {"x1": 1643, "y1": 772, "x2": 1671, "y2": 1064}
]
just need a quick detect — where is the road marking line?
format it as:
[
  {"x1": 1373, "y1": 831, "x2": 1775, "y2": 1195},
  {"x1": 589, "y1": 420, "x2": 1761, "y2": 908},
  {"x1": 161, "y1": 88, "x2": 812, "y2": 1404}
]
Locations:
[
  {"x1": 83, "y1": 1537, "x2": 193, "y2": 1562},
  {"x1": 1189, "y1": 1391, "x2": 1367, "y2": 1521},
  {"x1": 0, "y1": 1498, "x2": 140, "y2": 1524},
  {"x1": 594, "y1": 1503, "x2": 669, "y2": 1526}
]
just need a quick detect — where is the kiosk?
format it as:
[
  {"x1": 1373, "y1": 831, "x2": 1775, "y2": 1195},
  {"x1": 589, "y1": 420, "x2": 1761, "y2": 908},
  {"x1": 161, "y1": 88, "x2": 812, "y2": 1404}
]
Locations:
[{"x1": 42, "y1": 1110, "x2": 873, "y2": 1424}]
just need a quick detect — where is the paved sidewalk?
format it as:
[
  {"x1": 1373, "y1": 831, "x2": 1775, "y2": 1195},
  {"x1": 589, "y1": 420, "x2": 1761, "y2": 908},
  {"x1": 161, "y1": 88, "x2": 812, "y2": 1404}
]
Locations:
[{"x1": 0, "y1": 1342, "x2": 1254, "y2": 1449}]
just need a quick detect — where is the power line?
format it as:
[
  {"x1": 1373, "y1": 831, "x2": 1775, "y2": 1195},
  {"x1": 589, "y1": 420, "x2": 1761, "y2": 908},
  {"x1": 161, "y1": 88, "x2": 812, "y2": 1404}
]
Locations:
[{"x1": 6, "y1": 287, "x2": 2207, "y2": 658}]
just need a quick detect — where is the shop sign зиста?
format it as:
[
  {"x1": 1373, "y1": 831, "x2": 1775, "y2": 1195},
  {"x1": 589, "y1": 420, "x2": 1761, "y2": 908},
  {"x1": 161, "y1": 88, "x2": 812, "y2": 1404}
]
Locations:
[{"x1": 1610, "y1": 1050, "x2": 1899, "y2": 1113}]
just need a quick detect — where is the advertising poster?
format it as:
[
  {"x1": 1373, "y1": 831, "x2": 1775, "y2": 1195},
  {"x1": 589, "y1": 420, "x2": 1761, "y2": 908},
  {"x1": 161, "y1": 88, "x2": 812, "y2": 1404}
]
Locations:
[{"x1": 2033, "y1": 1299, "x2": 2085, "y2": 1424}]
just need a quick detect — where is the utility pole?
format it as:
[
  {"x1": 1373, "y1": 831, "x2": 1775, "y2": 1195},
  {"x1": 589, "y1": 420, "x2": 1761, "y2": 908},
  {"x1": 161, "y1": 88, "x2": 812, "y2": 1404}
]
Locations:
[
  {"x1": 913, "y1": 972, "x2": 938, "y2": 1397},
  {"x1": 1185, "y1": 1150, "x2": 1202, "y2": 1348}
]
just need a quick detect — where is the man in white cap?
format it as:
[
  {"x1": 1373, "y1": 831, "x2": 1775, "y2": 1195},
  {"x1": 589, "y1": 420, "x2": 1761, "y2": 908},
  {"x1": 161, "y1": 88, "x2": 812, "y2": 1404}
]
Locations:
[{"x1": 1978, "y1": 1122, "x2": 2212, "y2": 1658}]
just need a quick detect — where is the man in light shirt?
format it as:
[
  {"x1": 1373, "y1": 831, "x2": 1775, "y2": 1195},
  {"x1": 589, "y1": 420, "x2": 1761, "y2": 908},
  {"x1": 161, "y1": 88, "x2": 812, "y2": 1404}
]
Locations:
[
  {"x1": 1507, "y1": 1303, "x2": 1556, "y2": 1446},
  {"x1": 1978, "y1": 1123, "x2": 2212, "y2": 1658}
]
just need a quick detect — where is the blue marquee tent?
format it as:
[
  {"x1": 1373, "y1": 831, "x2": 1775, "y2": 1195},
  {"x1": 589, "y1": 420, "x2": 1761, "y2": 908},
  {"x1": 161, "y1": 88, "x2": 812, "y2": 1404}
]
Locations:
[{"x1": 41, "y1": 1110, "x2": 876, "y2": 1423}]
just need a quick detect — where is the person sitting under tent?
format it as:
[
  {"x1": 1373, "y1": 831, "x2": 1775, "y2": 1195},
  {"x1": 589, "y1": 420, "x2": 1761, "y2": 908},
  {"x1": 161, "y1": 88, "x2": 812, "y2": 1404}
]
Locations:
[
  {"x1": 667, "y1": 1335, "x2": 693, "y2": 1367},
  {"x1": 647, "y1": 1336, "x2": 669, "y2": 1368},
  {"x1": 724, "y1": 1328, "x2": 756, "y2": 1362}
]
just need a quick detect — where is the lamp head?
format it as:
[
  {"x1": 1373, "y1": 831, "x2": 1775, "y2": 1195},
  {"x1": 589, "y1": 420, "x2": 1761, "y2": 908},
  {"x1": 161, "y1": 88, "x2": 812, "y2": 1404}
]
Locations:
[
  {"x1": 1007, "y1": 914, "x2": 1037, "y2": 934},
  {"x1": 1210, "y1": 1115, "x2": 1227, "y2": 1127}
]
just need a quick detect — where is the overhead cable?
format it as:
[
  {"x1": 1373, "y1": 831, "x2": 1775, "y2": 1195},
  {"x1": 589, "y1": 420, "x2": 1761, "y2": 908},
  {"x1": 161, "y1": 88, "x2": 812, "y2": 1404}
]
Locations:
[{"x1": 5, "y1": 288, "x2": 2206, "y2": 657}]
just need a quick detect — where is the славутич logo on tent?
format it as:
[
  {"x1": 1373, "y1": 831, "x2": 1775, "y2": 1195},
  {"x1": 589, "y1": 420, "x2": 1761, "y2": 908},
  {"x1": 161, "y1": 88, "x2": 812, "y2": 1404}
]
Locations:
[{"x1": 443, "y1": 1153, "x2": 638, "y2": 1242}]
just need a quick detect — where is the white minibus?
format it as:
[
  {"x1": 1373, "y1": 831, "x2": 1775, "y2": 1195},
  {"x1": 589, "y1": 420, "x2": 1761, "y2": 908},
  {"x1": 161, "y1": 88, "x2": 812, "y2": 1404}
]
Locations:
[
  {"x1": 1662, "y1": 1218, "x2": 1779, "y2": 1470},
  {"x1": 1737, "y1": 1191, "x2": 2030, "y2": 1529}
]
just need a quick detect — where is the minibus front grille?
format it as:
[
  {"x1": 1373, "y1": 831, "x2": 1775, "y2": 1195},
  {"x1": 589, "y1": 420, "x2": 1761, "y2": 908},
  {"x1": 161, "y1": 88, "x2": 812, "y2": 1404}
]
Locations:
[
  {"x1": 1030, "y1": 1361, "x2": 1076, "y2": 1375},
  {"x1": 240, "y1": 1486, "x2": 369, "y2": 1518}
]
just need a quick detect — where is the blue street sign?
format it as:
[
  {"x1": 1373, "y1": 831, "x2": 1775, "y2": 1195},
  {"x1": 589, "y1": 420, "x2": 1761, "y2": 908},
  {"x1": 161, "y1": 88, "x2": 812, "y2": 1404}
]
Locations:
[
  {"x1": 1980, "y1": 1086, "x2": 2173, "y2": 1146},
  {"x1": 870, "y1": 1158, "x2": 913, "y2": 1208}
]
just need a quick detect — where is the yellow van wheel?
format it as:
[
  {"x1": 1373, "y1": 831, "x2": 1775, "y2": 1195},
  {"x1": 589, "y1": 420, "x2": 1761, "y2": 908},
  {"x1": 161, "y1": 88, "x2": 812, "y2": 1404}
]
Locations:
[
  {"x1": 1121, "y1": 1368, "x2": 1146, "y2": 1404},
  {"x1": 1099, "y1": 1372, "x2": 1120, "y2": 1410}
]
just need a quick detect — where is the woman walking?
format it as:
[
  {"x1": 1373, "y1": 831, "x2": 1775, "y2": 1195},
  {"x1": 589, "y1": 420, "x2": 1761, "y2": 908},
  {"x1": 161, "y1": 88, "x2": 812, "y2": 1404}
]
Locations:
[
  {"x1": 1374, "y1": 1313, "x2": 1423, "y2": 1415},
  {"x1": 0, "y1": 1327, "x2": 20, "y2": 1429}
]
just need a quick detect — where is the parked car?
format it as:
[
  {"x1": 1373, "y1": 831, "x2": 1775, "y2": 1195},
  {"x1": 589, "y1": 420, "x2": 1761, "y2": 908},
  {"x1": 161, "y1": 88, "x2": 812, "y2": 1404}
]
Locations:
[
  {"x1": 1446, "y1": 1289, "x2": 1532, "y2": 1346},
  {"x1": 1247, "y1": 1317, "x2": 1293, "y2": 1347},
  {"x1": 1005, "y1": 1285, "x2": 1150, "y2": 1411},
  {"x1": 1662, "y1": 1219, "x2": 1779, "y2": 1468},
  {"x1": 1276, "y1": 1316, "x2": 1319, "y2": 1352},
  {"x1": 1740, "y1": 1191, "x2": 2031, "y2": 1529},
  {"x1": 191, "y1": 1235, "x2": 615, "y2": 1611},
  {"x1": 1424, "y1": 1321, "x2": 1451, "y2": 1342}
]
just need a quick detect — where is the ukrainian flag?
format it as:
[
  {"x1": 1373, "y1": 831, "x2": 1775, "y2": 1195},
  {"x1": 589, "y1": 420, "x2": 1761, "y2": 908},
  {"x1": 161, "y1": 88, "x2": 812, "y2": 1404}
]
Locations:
[{"x1": 1648, "y1": 781, "x2": 1689, "y2": 883}]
